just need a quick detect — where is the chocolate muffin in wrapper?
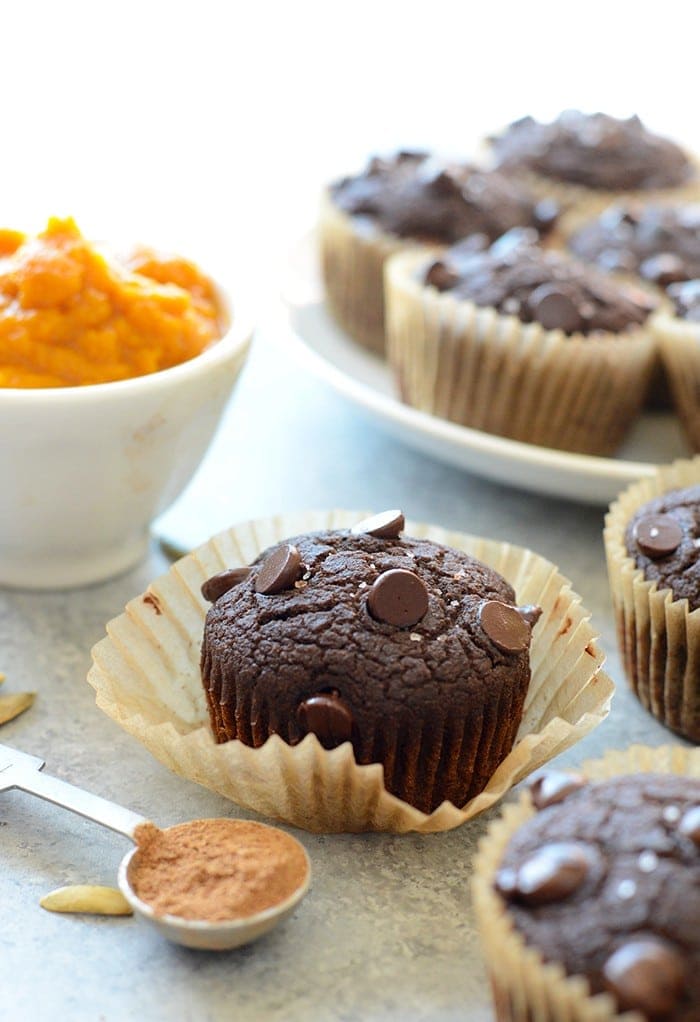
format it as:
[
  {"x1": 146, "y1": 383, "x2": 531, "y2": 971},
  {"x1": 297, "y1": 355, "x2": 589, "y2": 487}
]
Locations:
[{"x1": 89, "y1": 511, "x2": 611, "y2": 833}]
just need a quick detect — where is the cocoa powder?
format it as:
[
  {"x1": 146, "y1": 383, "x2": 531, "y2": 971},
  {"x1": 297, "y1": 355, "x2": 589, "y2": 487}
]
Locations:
[{"x1": 129, "y1": 819, "x2": 309, "y2": 922}]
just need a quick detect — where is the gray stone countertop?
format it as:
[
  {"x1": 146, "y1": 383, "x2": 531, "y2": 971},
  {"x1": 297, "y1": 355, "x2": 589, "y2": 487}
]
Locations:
[{"x1": 0, "y1": 331, "x2": 684, "y2": 1022}]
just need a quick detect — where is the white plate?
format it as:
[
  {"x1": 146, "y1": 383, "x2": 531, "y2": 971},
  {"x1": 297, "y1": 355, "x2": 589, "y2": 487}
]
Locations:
[{"x1": 282, "y1": 236, "x2": 691, "y2": 506}]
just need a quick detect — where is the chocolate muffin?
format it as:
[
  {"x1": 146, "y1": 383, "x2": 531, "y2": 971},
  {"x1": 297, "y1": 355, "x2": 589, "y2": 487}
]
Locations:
[
  {"x1": 319, "y1": 150, "x2": 554, "y2": 355},
  {"x1": 423, "y1": 229, "x2": 655, "y2": 335},
  {"x1": 567, "y1": 203, "x2": 700, "y2": 410},
  {"x1": 625, "y1": 485, "x2": 700, "y2": 611},
  {"x1": 568, "y1": 204, "x2": 700, "y2": 289},
  {"x1": 200, "y1": 511, "x2": 539, "y2": 814},
  {"x1": 384, "y1": 230, "x2": 657, "y2": 455},
  {"x1": 489, "y1": 111, "x2": 699, "y2": 215},
  {"x1": 605, "y1": 472, "x2": 700, "y2": 742},
  {"x1": 478, "y1": 769, "x2": 700, "y2": 1021}
]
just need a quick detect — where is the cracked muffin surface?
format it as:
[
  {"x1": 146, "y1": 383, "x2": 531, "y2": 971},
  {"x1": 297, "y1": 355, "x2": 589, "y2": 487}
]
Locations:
[{"x1": 200, "y1": 524, "x2": 537, "y2": 813}]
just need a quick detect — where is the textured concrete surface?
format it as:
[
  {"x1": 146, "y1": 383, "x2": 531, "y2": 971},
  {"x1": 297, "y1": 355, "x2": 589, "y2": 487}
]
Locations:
[{"x1": 0, "y1": 332, "x2": 684, "y2": 1022}]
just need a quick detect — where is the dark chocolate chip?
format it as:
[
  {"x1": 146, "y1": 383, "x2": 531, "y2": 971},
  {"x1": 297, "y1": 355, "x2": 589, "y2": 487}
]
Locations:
[
  {"x1": 201, "y1": 566, "x2": 251, "y2": 603},
  {"x1": 351, "y1": 510, "x2": 405, "y2": 540},
  {"x1": 518, "y1": 604, "x2": 542, "y2": 627},
  {"x1": 397, "y1": 149, "x2": 429, "y2": 163},
  {"x1": 490, "y1": 227, "x2": 539, "y2": 261},
  {"x1": 633, "y1": 514, "x2": 683, "y2": 558},
  {"x1": 425, "y1": 260, "x2": 460, "y2": 292},
  {"x1": 533, "y1": 198, "x2": 559, "y2": 233},
  {"x1": 480, "y1": 601, "x2": 530, "y2": 653},
  {"x1": 528, "y1": 283, "x2": 584, "y2": 333},
  {"x1": 597, "y1": 248, "x2": 638, "y2": 274},
  {"x1": 297, "y1": 692, "x2": 353, "y2": 748},
  {"x1": 426, "y1": 169, "x2": 461, "y2": 198},
  {"x1": 603, "y1": 938, "x2": 685, "y2": 1017},
  {"x1": 367, "y1": 569, "x2": 429, "y2": 628},
  {"x1": 529, "y1": 771, "x2": 587, "y2": 811},
  {"x1": 639, "y1": 252, "x2": 687, "y2": 287},
  {"x1": 495, "y1": 842, "x2": 595, "y2": 906},
  {"x1": 679, "y1": 805, "x2": 700, "y2": 846},
  {"x1": 367, "y1": 156, "x2": 387, "y2": 176},
  {"x1": 255, "y1": 544, "x2": 302, "y2": 595}
]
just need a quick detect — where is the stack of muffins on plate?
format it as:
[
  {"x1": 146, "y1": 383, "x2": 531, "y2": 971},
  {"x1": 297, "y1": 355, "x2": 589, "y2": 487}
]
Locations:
[{"x1": 319, "y1": 110, "x2": 700, "y2": 456}]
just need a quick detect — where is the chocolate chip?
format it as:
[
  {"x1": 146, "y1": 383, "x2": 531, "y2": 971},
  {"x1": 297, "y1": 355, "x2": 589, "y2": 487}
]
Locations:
[
  {"x1": 297, "y1": 692, "x2": 353, "y2": 748},
  {"x1": 597, "y1": 248, "x2": 638, "y2": 273},
  {"x1": 426, "y1": 169, "x2": 461, "y2": 198},
  {"x1": 425, "y1": 260, "x2": 459, "y2": 291},
  {"x1": 201, "y1": 566, "x2": 251, "y2": 603},
  {"x1": 397, "y1": 149, "x2": 428, "y2": 163},
  {"x1": 603, "y1": 938, "x2": 685, "y2": 1017},
  {"x1": 633, "y1": 514, "x2": 683, "y2": 558},
  {"x1": 529, "y1": 771, "x2": 587, "y2": 810},
  {"x1": 639, "y1": 252, "x2": 687, "y2": 287},
  {"x1": 533, "y1": 198, "x2": 559, "y2": 233},
  {"x1": 255, "y1": 544, "x2": 302, "y2": 595},
  {"x1": 669, "y1": 279, "x2": 700, "y2": 321},
  {"x1": 351, "y1": 510, "x2": 405, "y2": 540},
  {"x1": 518, "y1": 604, "x2": 542, "y2": 627},
  {"x1": 528, "y1": 283, "x2": 584, "y2": 333},
  {"x1": 679, "y1": 805, "x2": 700, "y2": 846},
  {"x1": 480, "y1": 601, "x2": 530, "y2": 653},
  {"x1": 367, "y1": 569, "x2": 429, "y2": 628},
  {"x1": 495, "y1": 842, "x2": 595, "y2": 906}
]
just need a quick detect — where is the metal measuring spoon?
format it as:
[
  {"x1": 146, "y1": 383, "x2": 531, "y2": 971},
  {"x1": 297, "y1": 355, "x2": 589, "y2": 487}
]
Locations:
[{"x1": 0, "y1": 742, "x2": 310, "y2": 950}]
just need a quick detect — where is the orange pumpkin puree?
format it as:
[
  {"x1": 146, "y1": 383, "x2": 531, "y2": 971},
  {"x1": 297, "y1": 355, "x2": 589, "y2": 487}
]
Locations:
[{"x1": 0, "y1": 218, "x2": 223, "y2": 388}]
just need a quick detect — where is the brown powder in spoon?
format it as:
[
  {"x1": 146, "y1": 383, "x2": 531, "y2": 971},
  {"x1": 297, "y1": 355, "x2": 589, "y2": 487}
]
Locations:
[{"x1": 130, "y1": 819, "x2": 309, "y2": 922}]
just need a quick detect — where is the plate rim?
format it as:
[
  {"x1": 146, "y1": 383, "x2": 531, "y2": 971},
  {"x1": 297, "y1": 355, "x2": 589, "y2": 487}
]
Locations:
[{"x1": 278, "y1": 234, "x2": 670, "y2": 497}]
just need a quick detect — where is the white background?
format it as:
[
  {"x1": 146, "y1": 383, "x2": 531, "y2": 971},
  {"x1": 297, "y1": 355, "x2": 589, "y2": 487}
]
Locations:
[{"x1": 3, "y1": 0, "x2": 700, "y2": 302}]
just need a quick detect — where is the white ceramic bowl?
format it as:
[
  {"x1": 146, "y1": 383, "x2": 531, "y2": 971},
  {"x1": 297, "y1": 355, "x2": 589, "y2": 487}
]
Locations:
[{"x1": 0, "y1": 288, "x2": 252, "y2": 589}]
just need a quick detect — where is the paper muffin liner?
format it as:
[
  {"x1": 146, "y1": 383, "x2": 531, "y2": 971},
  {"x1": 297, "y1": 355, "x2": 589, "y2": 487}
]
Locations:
[
  {"x1": 472, "y1": 743, "x2": 700, "y2": 1022},
  {"x1": 500, "y1": 164, "x2": 700, "y2": 224},
  {"x1": 88, "y1": 511, "x2": 612, "y2": 834},
  {"x1": 604, "y1": 455, "x2": 700, "y2": 741},
  {"x1": 652, "y1": 311, "x2": 700, "y2": 449},
  {"x1": 384, "y1": 251, "x2": 656, "y2": 456},
  {"x1": 318, "y1": 191, "x2": 437, "y2": 357}
]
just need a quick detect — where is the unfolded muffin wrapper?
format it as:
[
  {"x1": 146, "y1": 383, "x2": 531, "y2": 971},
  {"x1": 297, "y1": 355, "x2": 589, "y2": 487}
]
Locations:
[
  {"x1": 652, "y1": 312, "x2": 700, "y2": 450},
  {"x1": 472, "y1": 743, "x2": 700, "y2": 1022},
  {"x1": 384, "y1": 251, "x2": 656, "y2": 456},
  {"x1": 88, "y1": 511, "x2": 612, "y2": 834},
  {"x1": 500, "y1": 165, "x2": 700, "y2": 223},
  {"x1": 318, "y1": 191, "x2": 436, "y2": 356},
  {"x1": 604, "y1": 456, "x2": 700, "y2": 742}
]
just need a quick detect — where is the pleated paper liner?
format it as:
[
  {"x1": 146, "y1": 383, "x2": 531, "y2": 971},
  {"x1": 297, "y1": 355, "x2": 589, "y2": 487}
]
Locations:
[
  {"x1": 604, "y1": 456, "x2": 700, "y2": 742},
  {"x1": 472, "y1": 743, "x2": 700, "y2": 1022},
  {"x1": 88, "y1": 511, "x2": 612, "y2": 834},
  {"x1": 653, "y1": 312, "x2": 700, "y2": 450},
  {"x1": 384, "y1": 251, "x2": 656, "y2": 456},
  {"x1": 318, "y1": 192, "x2": 440, "y2": 357}
]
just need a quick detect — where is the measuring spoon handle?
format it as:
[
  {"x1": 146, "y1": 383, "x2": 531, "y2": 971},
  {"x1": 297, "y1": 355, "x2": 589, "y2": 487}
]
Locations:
[{"x1": 12, "y1": 767, "x2": 147, "y2": 840}]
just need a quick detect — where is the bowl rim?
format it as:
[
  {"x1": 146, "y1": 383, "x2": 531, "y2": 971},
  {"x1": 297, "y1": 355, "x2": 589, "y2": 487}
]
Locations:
[
  {"x1": 0, "y1": 282, "x2": 253, "y2": 405},
  {"x1": 117, "y1": 825, "x2": 312, "y2": 935}
]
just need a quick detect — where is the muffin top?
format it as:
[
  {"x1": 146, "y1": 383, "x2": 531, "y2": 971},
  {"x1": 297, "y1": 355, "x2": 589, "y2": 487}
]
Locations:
[
  {"x1": 491, "y1": 111, "x2": 694, "y2": 191},
  {"x1": 329, "y1": 150, "x2": 556, "y2": 243},
  {"x1": 422, "y1": 229, "x2": 656, "y2": 335},
  {"x1": 496, "y1": 772, "x2": 700, "y2": 1021},
  {"x1": 201, "y1": 513, "x2": 537, "y2": 750},
  {"x1": 625, "y1": 485, "x2": 700, "y2": 609},
  {"x1": 667, "y1": 280, "x2": 700, "y2": 322},
  {"x1": 569, "y1": 203, "x2": 700, "y2": 287}
]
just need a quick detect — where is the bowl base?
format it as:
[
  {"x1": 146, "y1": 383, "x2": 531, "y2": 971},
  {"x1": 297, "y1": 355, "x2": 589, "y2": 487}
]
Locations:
[{"x1": 0, "y1": 533, "x2": 150, "y2": 590}]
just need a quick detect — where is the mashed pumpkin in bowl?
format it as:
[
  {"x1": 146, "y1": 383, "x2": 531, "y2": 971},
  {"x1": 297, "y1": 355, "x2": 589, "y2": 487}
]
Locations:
[{"x1": 0, "y1": 218, "x2": 224, "y2": 388}]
